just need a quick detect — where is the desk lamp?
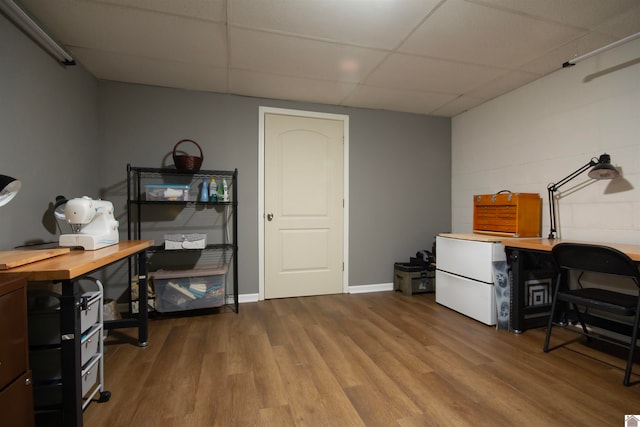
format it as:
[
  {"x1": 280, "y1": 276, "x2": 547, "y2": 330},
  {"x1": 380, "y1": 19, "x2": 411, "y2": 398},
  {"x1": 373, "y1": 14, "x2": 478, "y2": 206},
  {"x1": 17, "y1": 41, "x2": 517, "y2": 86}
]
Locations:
[
  {"x1": 0, "y1": 175, "x2": 21, "y2": 207},
  {"x1": 547, "y1": 153, "x2": 619, "y2": 239}
]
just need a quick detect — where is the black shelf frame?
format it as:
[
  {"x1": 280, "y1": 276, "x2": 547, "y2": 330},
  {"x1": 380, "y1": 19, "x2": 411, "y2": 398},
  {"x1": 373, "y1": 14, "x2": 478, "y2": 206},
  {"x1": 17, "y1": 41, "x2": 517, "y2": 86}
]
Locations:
[{"x1": 126, "y1": 164, "x2": 239, "y2": 314}]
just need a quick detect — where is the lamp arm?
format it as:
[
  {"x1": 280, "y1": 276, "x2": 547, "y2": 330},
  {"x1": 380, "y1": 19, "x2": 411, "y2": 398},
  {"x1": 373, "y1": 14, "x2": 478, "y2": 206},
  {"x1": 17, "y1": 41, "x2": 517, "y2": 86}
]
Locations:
[
  {"x1": 546, "y1": 158, "x2": 597, "y2": 239},
  {"x1": 547, "y1": 186, "x2": 557, "y2": 239},
  {"x1": 547, "y1": 159, "x2": 597, "y2": 192}
]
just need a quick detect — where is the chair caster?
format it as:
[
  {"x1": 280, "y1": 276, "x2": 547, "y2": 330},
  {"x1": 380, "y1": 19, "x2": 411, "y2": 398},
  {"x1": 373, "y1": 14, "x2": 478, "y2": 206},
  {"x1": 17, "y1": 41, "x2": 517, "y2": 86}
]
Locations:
[{"x1": 98, "y1": 391, "x2": 111, "y2": 403}]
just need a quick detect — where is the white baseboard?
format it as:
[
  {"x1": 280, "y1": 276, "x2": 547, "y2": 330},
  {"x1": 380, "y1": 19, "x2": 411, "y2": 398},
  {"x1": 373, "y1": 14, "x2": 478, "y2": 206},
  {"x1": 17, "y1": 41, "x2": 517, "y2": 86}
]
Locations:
[
  {"x1": 235, "y1": 293, "x2": 260, "y2": 304},
  {"x1": 237, "y1": 285, "x2": 392, "y2": 301},
  {"x1": 349, "y1": 282, "x2": 393, "y2": 294},
  {"x1": 116, "y1": 287, "x2": 388, "y2": 314}
]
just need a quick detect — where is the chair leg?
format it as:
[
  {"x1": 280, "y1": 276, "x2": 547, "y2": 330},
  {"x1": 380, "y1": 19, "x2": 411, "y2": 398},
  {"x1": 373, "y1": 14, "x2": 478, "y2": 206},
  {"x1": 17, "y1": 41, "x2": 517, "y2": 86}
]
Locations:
[
  {"x1": 543, "y1": 275, "x2": 562, "y2": 353},
  {"x1": 573, "y1": 305, "x2": 592, "y2": 343},
  {"x1": 623, "y1": 302, "x2": 640, "y2": 386},
  {"x1": 543, "y1": 305, "x2": 555, "y2": 352}
]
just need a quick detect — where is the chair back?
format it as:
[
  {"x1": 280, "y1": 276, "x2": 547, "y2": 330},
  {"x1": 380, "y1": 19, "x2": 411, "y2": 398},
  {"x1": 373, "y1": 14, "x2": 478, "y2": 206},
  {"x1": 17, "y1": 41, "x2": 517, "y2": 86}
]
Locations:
[{"x1": 551, "y1": 243, "x2": 640, "y2": 288}]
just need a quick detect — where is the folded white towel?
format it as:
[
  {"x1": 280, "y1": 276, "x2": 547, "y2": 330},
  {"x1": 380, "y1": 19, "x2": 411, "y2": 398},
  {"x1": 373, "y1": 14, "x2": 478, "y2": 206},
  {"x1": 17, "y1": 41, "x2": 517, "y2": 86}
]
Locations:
[{"x1": 189, "y1": 282, "x2": 207, "y2": 294}]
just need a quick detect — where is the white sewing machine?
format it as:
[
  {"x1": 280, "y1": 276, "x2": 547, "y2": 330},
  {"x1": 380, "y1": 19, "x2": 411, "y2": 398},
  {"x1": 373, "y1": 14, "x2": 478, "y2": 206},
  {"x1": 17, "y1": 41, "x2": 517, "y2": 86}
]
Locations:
[{"x1": 59, "y1": 196, "x2": 120, "y2": 250}]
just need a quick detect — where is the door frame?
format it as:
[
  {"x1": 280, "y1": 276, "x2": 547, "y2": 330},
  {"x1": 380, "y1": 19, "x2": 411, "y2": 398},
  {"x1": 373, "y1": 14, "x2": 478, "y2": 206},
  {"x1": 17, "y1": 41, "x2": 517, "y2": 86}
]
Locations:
[{"x1": 258, "y1": 106, "x2": 349, "y2": 300}]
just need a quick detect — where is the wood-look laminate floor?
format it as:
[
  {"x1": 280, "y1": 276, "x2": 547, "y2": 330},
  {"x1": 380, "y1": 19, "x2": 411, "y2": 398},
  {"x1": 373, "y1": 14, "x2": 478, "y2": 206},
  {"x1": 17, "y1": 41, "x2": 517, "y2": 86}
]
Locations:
[{"x1": 83, "y1": 292, "x2": 640, "y2": 426}]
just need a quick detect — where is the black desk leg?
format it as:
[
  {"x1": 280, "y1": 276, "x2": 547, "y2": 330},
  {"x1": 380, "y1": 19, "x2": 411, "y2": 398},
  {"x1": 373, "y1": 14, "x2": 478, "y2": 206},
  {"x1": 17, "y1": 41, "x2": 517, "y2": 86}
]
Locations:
[
  {"x1": 137, "y1": 250, "x2": 148, "y2": 347},
  {"x1": 60, "y1": 279, "x2": 83, "y2": 426},
  {"x1": 506, "y1": 248, "x2": 524, "y2": 333}
]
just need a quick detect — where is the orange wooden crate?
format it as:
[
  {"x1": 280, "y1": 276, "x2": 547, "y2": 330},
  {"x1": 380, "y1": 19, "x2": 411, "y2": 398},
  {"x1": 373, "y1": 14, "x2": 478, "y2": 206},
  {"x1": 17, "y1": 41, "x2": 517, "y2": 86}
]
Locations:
[{"x1": 473, "y1": 192, "x2": 542, "y2": 237}]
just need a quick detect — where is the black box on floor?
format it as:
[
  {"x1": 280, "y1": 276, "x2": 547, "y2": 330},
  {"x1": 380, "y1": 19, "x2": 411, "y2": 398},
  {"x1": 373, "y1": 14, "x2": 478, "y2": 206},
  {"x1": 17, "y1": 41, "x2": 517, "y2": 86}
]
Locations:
[{"x1": 393, "y1": 263, "x2": 435, "y2": 296}]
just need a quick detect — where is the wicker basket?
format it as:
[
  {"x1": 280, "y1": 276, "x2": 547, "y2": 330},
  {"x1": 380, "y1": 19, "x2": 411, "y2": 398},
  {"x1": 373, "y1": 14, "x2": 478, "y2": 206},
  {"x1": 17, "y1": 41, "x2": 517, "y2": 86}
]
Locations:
[{"x1": 173, "y1": 139, "x2": 203, "y2": 172}]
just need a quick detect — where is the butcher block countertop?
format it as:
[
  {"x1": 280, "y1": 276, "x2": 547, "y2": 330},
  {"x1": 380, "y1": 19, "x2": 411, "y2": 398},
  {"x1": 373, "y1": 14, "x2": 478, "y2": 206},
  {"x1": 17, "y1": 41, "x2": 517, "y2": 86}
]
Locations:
[
  {"x1": 0, "y1": 247, "x2": 70, "y2": 270},
  {"x1": 501, "y1": 238, "x2": 640, "y2": 262},
  {"x1": 0, "y1": 241, "x2": 154, "y2": 281},
  {"x1": 438, "y1": 233, "x2": 508, "y2": 242}
]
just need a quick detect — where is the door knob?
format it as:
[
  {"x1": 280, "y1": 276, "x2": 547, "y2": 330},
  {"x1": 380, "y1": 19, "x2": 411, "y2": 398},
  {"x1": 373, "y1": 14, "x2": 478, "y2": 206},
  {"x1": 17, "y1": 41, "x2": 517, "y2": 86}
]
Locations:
[{"x1": 267, "y1": 213, "x2": 274, "y2": 221}]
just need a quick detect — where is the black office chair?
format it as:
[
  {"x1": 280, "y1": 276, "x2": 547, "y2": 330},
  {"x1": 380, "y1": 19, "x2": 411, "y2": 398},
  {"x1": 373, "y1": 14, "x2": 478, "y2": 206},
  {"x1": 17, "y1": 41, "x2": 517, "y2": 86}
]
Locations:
[{"x1": 543, "y1": 242, "x2": 640, "y2": 386}]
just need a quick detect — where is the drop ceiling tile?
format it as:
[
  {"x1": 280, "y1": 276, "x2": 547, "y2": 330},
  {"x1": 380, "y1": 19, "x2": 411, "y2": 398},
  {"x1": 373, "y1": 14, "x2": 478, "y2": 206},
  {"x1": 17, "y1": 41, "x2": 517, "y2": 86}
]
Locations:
[
  {"x1": 342, "y1": 85, "x2": 460, "y2": 115},
  {"x1": 400, "y1": 0, "x2": 585, "y2": 68},
  {"x1": 11, "y1": 0, "x2": 640, "y2": 118},
  {"x1": 229, "y1": 0, "x2": 440, "y2": 49},
  {"x1": 83, "y1": 0, "x2": 226, "y2": 22},
  {"x1": 466, "y1": 69, "x2": 542, "y2": 100},
  {"x1": 73, "y1": 47, "x2": 229, "y2": 93},
  {"x1": 467, "y1": 0, "x2": 639, "y2": 29},
  {"x1": 430, "y1": 95, "x2": 487, "y2": 117},
  {"x1": 365, "y1": 53, "x2": 506, "y2": 94},
  {"x1": 230, "y1": 69, "x2": 356, "y2": 105},
  {"x1": 20, "y1": 0, "x2": 227, "y2": 67},
  {"x1": 229, "y1": 28, "x2": 388, "y2": 83}
]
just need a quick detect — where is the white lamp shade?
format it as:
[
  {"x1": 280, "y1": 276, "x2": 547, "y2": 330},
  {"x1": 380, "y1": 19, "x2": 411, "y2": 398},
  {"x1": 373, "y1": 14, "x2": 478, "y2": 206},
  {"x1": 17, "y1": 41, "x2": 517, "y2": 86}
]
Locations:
[{"x1": 0, "y1": 175, "x2": 21, "y2": 207}]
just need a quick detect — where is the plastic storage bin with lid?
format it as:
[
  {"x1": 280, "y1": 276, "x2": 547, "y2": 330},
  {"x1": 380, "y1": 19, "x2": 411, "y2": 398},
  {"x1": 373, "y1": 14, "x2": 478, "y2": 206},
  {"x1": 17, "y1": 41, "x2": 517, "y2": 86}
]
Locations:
[{"x1": 151, "y1": 266, "x2": 227, "y2": 313}]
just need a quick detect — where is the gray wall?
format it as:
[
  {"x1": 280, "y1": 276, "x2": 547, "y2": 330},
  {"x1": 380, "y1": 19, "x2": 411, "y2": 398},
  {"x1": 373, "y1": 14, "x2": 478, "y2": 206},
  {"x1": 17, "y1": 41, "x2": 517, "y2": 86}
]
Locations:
[
  {"x1": 1, "y1": 14, "x2": 451, "y2": 300},
  {"x1": 98, "y1": 81, "x2": 451, "y2": 296},
  {"x1": 0, "y1": 15, "x2": 98, "y2": 249}
]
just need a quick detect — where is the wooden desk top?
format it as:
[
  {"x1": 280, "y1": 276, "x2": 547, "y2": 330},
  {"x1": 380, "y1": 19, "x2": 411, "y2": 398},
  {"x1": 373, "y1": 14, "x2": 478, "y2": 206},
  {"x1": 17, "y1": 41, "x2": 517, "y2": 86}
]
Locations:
[
  {"x1": 0, "y1": 247, "x2": 70, "y2": 270},
  {"x1": 501, "y1": 238, "x2": 640, "y2": 262},
  {"x1": 439, "y1": 233, "x2": 507, "y2": 242},
  {"x1": 0, "y1": 240, "x2": 153, "y2": 281}
]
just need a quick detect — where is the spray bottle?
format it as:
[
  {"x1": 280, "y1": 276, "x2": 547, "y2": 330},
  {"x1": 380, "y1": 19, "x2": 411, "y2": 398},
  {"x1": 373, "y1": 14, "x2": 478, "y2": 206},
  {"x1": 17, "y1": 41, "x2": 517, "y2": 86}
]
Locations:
[
  {"x1": 199, "y1": 178, "x2": 208, "y2": 202},
  {"x1": 222, "y1": 178, "x2": 229, "y2": 202},
  {"x1": 209, "y1": 178, "x2": 217, "y2": 202},
  {"x1": 217, "y1": 178, "x2": 225, "y2": 201}
]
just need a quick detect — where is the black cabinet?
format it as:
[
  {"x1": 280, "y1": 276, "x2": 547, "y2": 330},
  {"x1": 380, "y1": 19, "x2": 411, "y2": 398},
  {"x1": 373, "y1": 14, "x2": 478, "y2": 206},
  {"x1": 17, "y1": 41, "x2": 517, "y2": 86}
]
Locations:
[
  {"x1": 126, "y1": 165, "x2": 238, "y2": 314},
  {"x1": 506, "y1": 247, "x2": 558, "y2": 333}
]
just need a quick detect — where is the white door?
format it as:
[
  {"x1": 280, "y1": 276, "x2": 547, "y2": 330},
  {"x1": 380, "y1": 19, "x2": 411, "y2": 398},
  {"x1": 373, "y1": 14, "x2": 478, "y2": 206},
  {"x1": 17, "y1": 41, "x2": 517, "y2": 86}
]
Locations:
[{"x1": 263, "y1": 111, "x2": 345, "y2": 299}]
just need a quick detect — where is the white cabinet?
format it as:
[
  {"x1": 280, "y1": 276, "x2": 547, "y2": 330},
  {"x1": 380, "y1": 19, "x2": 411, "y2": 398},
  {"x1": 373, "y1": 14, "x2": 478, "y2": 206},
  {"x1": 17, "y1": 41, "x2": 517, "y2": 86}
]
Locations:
[{"x1": 435, "y1": 234, "x2": 506, "y2": 326}]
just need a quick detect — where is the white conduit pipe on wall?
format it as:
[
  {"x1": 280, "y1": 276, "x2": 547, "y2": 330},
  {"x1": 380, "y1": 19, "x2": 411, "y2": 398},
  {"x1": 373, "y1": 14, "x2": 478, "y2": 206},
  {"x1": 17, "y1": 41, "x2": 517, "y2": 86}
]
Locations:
[{"x1": 563, "y1": 32, "x2": 640, "y2": 68}]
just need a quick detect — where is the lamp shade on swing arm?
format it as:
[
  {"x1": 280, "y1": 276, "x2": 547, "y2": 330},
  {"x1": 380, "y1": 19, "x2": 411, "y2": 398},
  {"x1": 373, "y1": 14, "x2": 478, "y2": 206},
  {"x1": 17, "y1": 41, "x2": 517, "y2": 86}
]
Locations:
[
  {"x1": 546, "y1": 154, "x2": 619, "y2": 239},
  {"x1": 0, "y1": 175, "x2": 21, "y2": 207}
]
